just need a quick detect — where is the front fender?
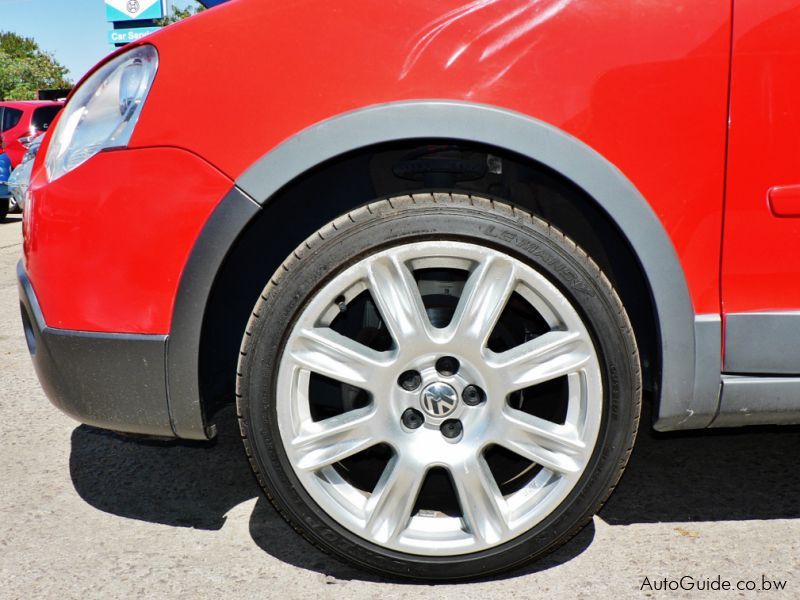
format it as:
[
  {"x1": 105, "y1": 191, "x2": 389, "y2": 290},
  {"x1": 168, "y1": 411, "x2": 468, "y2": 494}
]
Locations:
[{"x1": 167, "y1": 101, "x2": 720, "y2": 438}]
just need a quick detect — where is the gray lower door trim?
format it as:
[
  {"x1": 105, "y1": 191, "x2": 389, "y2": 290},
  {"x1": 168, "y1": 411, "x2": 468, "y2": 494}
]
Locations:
[
  {"x1": 724, "y1": 312, "x2": 800, "y2": 374},
  {"x1": 712, "y1": 375, "x2": 800, "y2": 427}
]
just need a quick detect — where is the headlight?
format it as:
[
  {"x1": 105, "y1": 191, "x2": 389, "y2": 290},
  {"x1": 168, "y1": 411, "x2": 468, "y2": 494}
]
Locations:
[
  {"x1": 45, "y1": 45, "x2": 158, "y2": 181},
  {"x1": 20, "y1": 139, "x2": 42, "y2": 166}
]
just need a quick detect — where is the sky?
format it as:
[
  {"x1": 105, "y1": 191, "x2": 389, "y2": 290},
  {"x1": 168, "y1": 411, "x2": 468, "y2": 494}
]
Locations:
[{"x1": 0, "y1": 0, "x2": 201, "y2": 82}]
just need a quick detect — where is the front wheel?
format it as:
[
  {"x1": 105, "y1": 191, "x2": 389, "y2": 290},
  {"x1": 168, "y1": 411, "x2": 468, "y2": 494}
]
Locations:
[{"x1": 237, "y1": 193, "x2": 640, "y2": 580}]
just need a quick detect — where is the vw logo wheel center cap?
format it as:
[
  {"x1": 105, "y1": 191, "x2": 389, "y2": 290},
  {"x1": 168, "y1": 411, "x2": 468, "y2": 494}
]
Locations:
[{"x1": 420, "y1": 381, "x2": 459, "y2": 417}]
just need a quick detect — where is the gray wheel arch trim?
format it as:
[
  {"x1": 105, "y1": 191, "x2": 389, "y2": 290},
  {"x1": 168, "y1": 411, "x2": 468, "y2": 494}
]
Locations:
[
  {"x1": 173, "y1": 100, "x2": 717, "y2": 436},
  {"x1": 237, "y1": 100, "x2": 717, "y2": 430}
]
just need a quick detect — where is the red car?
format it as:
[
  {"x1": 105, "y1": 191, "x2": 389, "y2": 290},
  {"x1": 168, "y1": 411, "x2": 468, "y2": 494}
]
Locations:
[
  {"x1": 0, "y1": 101, "x2": 63, "y2": 168},
  {"x1": 17, "y1": 0, "x2": 800, "y2": 581}
]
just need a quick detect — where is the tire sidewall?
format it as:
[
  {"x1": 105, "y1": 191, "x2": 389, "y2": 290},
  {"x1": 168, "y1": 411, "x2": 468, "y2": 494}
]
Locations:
[{"x1": 241, "y1": 198, "x2": 639, "y2": 580}]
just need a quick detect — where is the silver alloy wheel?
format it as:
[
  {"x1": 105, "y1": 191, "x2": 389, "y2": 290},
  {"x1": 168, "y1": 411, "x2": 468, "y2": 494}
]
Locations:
[{"x1": 276, "y1": 240, "x2": 603, "y2": 556}]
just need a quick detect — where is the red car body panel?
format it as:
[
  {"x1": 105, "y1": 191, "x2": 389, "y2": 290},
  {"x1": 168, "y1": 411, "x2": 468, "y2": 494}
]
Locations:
[
  {"x1": 722, "y1": 0, "x2": 800, "y2": 314},
  {"x1": 20, "y1": 0, "x2": 800, "y2": 439},
  {"x1": 25, "y1": 147, "x2": 232, "y2": 333},
  {"x1": 26, "y1": 0, "x2": 732, "y2": 333},
  {"x1": 0, "y1": 100, "x2": 63, "y2": 167}
]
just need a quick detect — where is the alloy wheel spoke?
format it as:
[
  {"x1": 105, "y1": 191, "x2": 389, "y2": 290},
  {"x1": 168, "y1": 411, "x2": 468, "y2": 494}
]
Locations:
[
  {"x1": 291, "y1": 407, "x2": 379, "y2": 472},
  {"x1": 446, "y1": 256, "x2": 516, "y2": 344},
  {"x1": 287, "y1": 327, "x2": 391, "y2": 391},
  {"x1": 366, "y1": 255, "x2": 432, "y2": 347},
  {"x1": 278, "y1": 240, "x2": 605, "y2": 556},
  {"x1": 490, "y1": 330, "x2": 589, "y2": 392},
  {"x1": 497, "y1": 408, "x2": 585, "y2": 474},
  {"x1": 451, "y1": 456, "x2": 509, "y2": 545},
  {"x1": 365, "y1": 454, "x2": 425, "y2": 544}
]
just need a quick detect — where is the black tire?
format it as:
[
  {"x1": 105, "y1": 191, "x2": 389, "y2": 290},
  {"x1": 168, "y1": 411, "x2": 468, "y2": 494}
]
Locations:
[
  {"x1": 0, "y1": 198, "x2": 8, "y2": 221},
  {"x1": 237, "y1": 193, "x2": 641, "y2": 581}
]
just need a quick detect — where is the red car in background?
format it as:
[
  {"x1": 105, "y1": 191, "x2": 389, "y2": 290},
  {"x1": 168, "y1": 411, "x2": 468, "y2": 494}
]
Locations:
[
  {"x1": 17, "y1": 0, "x2": 800, "y2": 581},
  {"x1": 0, "y1": 101, "x2": 63, "y2": 167}
]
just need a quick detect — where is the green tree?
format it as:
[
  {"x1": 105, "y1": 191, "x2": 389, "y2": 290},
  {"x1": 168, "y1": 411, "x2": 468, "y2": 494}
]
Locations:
[
  {"x1": 157, "y1": 2, "x2": 206, "y2": 26},
  {"x1": 0, "y1": 32, "x2": 71, "y2": 100}
]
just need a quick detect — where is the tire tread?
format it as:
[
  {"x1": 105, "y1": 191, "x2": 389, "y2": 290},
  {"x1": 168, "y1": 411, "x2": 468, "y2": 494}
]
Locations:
[{"x1": 235, "y1": 193, "x2": 641, "y2": 580}]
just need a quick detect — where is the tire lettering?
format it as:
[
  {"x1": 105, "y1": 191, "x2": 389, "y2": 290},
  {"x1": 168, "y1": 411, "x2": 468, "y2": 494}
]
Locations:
[{"x1": 483, "y1": 226, "x2": 595, "y2": 297}]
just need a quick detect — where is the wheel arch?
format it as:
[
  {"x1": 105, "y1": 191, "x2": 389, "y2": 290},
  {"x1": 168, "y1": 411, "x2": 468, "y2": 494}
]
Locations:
[{"x1": 167, "y1": 100, "x2": 719, "y2": 439}]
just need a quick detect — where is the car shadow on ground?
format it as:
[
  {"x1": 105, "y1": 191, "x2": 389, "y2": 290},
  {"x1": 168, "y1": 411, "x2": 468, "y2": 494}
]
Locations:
[
  {"x1": 1, "y1": 216, "x2": 22, "y2": 224},
  {"x1": 70, "y1": 403, "x2": 800, "y2": 582}
]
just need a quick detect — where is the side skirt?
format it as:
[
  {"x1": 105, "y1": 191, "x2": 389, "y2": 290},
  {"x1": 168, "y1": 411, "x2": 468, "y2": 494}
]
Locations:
[
  {"x1": 712, "y1": 376, "x2": 800, "y2": 427},
  {"x1": 711, "y1": 311, "x2": 800, "y2": 427}
]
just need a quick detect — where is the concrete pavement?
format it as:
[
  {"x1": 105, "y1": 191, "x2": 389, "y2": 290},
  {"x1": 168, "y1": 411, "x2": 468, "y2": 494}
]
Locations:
[{"x1": 1, "y1": 217, "x2": 798, "y2": 599}]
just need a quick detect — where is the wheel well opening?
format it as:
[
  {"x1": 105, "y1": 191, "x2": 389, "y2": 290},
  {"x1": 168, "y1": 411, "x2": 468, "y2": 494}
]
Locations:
[{"x1": 199, "y1": 140, "x2": 660, "y2": 423}]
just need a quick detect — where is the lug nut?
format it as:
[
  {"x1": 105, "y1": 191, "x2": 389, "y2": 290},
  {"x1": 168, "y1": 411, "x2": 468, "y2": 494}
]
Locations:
[
  {"x1": 435, "y1": 356, "x2": 460, "y2": 376},
  {"x1": 401, "y1": 408, "x2": 424, "y2": 429},
  {"x1": 398, "y1": 370, "x2": 422, "y2": 391},
  {"x1": 440, "y1": 419, "x2": 463, "y2": 439},
  {"x1": 462, "y1": 384, "x2": 485, "y2": 406}
]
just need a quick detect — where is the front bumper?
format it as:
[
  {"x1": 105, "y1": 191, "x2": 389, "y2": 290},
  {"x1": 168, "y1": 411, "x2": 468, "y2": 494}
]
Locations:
[{"x1": 18, "y1": 261, "x2": 175, "y2": 437}]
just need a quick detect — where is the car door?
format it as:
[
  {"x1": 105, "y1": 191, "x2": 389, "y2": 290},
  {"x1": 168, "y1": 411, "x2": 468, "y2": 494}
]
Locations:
[
  {"x1": 722, "y1": 1, "x2": 800, "y2": 374},
  {"x1": 1, "y1": 106, "x2": 28, "y2": 167}
]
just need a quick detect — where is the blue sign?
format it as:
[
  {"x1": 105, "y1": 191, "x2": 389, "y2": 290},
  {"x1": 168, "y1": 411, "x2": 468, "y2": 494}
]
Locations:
[
  {"x1": 106, "y1": 0, "x2": 164, "y2": 22},
  {"x1": 108, "y1": 27, "x2": 161, "y2": 44},
  {"x1": 198, "y1": 0, "x2": 228, "y2": 6}
]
